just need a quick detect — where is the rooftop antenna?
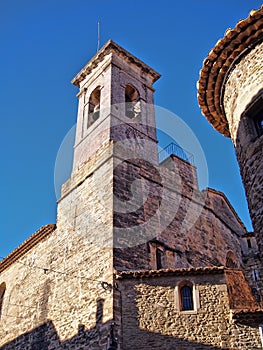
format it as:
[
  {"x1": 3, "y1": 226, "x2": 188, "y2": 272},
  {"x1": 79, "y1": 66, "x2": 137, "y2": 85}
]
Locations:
[{"x1": 97, "y1": 21, "x2": 100, "y2": 52}]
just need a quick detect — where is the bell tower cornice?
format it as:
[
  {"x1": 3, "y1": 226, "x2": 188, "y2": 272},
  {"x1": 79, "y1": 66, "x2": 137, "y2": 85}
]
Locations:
[{"x1": 71, "y1": 40, "x2": 161, "y2": 88}]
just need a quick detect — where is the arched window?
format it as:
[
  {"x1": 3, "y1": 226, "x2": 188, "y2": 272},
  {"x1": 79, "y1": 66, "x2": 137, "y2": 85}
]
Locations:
[
  {"x1": 88, "y1": 86, "x2": 101, "y2": 127},
  {"x1": 180, "y1": 284, "x2": 194, "y2": 311},
  {"x1": 226, "y1": 251, "x2": 239, "y2": 269},
  {"x1": 0, "y1": 282, "x2": 6, "y2": 319},
  {"x1": 125, "y1": 84, "x2": 141, "y2": 119}
]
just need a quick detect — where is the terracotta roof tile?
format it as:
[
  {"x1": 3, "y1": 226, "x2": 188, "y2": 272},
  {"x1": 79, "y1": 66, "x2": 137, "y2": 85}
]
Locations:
[
  {"x1": 115, "y1": 266, "x2": 225, "y2": 279},
  {"x1": 197, "y1": 6, "x2": 263, "y2": 137}
]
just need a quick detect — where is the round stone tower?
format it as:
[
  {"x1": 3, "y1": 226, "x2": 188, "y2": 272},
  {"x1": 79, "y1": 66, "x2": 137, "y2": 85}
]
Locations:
[{"x1": 198, "y1": 7, "x2": 263, "y2": 256}]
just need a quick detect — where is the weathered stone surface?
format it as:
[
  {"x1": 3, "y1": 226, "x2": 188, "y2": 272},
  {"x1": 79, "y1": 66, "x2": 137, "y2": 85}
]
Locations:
[
  {"x1": 223, "y1": 39, "x2": 263, "y2": 289},
  {"x1": 0, "y1": 38, "x2": 262, "y2": 350},
  {"x1": 198, "y1": 6, "x2": 263, "y2": 313},
  {"x1": 117, "y1": 271, "x2": 262, "y2": 349}
]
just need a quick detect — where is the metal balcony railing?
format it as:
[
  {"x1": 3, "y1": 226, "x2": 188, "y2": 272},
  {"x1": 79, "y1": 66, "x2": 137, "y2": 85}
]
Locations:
[{"x1": 158, "y1": 142, "x2": 194, "y2": 165}]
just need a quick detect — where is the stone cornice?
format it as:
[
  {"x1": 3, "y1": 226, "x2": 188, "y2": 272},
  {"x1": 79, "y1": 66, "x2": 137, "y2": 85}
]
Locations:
[
  {"x1": 0, "y1": 224, "x2": 56, "y2": 274},
  {"x1": 71, "y1": 40, "x2": 161, "y2": 87},
  {"x1": 197, "y1": 6, "x2": 263, "y2": 137}
]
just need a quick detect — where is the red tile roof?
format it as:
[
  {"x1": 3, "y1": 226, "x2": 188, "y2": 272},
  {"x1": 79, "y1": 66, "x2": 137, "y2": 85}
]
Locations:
[
  {"x1": 115, "y1": 266, "x2": 225, "y2": 279},
  {"x1": 197, "y1": 6, "x2": 263, "y2": 137}
]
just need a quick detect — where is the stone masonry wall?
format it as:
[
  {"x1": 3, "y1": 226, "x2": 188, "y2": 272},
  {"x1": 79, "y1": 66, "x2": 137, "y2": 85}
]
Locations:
[
  {"x1": 117, "y1": 273, "x2": 262, "y2": 350},
  {"x1": 0, "y1": 142, "x2": 115, "y2": 349},
  {"x1": 161, "y1": 156, "x2": 245, "y2": 268},
  {"x1": 241, "y1": 234, "x2": 263, "y2": 304},
  {"x1": 0, "y1": 135, "x2": 250, "y2": 349},
  {"x1": 0, "y1": 39, "x2": 259, "y2": 349},
  {"x1": 223, "y1": 41, "x2": 263, "y2": 264},
  {"x1": 223, "y1": 42, "x2": 263, "y2": 143},
  {"x1": 113, "y1": 153, "x2": 245, "y2": 271}
]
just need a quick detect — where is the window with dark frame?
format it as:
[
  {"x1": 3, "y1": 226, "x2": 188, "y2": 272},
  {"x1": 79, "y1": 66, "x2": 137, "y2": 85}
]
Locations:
[{"x1": 180, "y1": 285, "x2": 194, "y2": 311}]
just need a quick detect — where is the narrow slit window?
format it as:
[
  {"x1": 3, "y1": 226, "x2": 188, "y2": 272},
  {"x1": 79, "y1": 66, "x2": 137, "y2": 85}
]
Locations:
[{"x1": 252, "y1": 269, "x2": 259, "y2": 281}]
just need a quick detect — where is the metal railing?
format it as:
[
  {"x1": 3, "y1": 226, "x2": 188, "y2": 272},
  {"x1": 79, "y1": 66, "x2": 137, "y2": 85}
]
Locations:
[{"x1": 158, "y1": 142, "x2": 194, "y2": 165}]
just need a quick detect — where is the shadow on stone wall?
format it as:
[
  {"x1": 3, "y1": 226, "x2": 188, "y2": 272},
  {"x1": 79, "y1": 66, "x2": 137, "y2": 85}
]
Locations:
[
  {"x1": 0, "y1": 297, "x2": 239, "y2": 350},
  {"x1": 0, "y1": 320, "x2": 233, "y2": 350},
  {"x1": 0, "y1": 298, "x2": 112, "y2": 350},
  {"x1": 117, "y1": 275, "x2": 262, "y2": 350}
]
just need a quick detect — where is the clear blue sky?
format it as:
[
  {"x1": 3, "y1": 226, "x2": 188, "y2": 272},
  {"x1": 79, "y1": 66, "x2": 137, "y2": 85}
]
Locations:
[{"x1": 1, "y1": 0, "x2": 261, "y2": 258}]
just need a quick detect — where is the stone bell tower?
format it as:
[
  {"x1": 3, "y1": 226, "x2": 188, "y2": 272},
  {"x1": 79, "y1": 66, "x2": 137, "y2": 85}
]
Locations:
[
  {"x1": 198, "y1": 7, "x2": 263, "y2": 258},
  {"x1": 57, "y1": 40, "x2": 161, "y2": 267},
  {"x1": 54, "y1": 40, "x2": 161, "y2": 348},
  {"x1": 71, "y1": 40, "x2": 160, "y2": 170}
]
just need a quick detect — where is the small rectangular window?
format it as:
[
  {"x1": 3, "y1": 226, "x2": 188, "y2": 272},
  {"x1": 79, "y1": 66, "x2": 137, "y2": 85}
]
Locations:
[
  {"x1": 247, "y1": 239, "x2": 252, "y2": 249},
  {"x1": 252, "y1": 269, "x2": 259, "y2": 281}
]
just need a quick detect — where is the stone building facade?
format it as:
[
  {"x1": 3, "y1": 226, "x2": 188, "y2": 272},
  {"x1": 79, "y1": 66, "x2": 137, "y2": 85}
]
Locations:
[
  {"x1": 0, "y1": 34, "x2": 262, "y2": 350},
  {"x1": 198, "y1": 5, "x2": 263, "y2": 289},
  {"x1": 116, "y1": 268, "x2": 262, "y2": 349}
]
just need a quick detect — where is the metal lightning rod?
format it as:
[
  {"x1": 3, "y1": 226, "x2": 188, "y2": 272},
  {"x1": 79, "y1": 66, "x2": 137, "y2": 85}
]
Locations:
[{"x1": 97, "y1": 21, "x2": 100, "y2": 52}]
